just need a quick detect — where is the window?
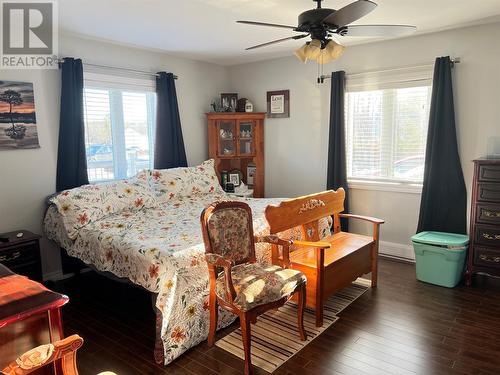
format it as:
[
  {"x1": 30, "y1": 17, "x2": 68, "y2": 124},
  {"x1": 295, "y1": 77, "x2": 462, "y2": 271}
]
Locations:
[
  {"x1": 83, "y1": 73, "x2": 156, "y2": 182},
  {"x1": 345, "y1": 66, "x2": 432, "y2": 185}
]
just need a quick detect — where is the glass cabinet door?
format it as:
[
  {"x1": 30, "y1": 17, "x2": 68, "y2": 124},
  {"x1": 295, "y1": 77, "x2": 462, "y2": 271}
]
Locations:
[
  {"x1": 237, "y1": 121, "x2": 255, "y2": 156},
  {"x1": 217, "y1": 120, "x2": 236, "y2": 157}
]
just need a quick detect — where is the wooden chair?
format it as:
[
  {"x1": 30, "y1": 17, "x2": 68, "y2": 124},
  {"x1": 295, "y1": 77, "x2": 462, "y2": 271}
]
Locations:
[
  {"x1": 200, "y1": 201, "x2": 307, "y2": 375},
  {"x1": 265, "y1": 189, "x2": 384, "y2": 327},
  {"x1": 2, "y1": 334, "x2": 84, "y2": 375}
]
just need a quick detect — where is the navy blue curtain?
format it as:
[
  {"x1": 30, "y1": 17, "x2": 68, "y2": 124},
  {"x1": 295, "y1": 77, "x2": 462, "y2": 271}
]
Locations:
[
  {"x1": 417, "y1": 56, "x2": 467, "y2": 234},
  {"x1": 56, "y1": 57, "x2": 89, "y2": 191},
  {"x1": 327, "y1": 71, "x2": 349, "y2": 231},
  {"x1": 154, "y1": 72, "x2": 187, "y2": 169}
]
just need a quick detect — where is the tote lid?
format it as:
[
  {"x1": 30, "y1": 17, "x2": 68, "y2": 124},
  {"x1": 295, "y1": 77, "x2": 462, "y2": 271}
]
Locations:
[{"x1": 411, "y1": 231, "x2": 469, "y2": 248}]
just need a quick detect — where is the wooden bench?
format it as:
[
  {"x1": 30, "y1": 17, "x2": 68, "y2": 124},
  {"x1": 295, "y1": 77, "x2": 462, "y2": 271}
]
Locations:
[{"x1": 265, "y1": 189, "x2": 384, "y2": 326}]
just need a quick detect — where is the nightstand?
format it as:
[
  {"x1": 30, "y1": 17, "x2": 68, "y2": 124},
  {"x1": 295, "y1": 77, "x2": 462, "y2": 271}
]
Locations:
[{"x1": 0, "y1": 230, "x2": 42, "y2": 281}]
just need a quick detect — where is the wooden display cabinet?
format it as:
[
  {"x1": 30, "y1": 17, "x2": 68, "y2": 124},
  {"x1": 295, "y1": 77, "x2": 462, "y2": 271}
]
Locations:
[{"x1": 206, "y1": 112, "x2": 265, "y2": 198}]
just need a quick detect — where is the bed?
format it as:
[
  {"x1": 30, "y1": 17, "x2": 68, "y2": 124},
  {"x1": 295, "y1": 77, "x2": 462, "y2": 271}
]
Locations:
[{"x1": 43, "y1": 160, "x2": 330, "y2": 365}]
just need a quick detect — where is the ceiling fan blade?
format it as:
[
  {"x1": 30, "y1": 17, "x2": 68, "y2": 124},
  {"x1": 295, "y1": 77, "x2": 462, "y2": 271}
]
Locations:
[
  {"x1": 323, "y1": 0, "x2": 377, "y2": 28},
  {"x1": 341, "y1": 24, "x2": 416, "y2": 37},
  {"x1": 237, "y1": 20, "x2": 297, "y2": 30},
  {"x1": 245, "y1": 34, "x2": 309, "y2": 50}
]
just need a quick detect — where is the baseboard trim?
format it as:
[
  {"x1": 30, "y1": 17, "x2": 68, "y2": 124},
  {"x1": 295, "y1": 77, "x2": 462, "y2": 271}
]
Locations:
[{"x1": 379, "y1": 240, "x2": 415, "y2": 262}]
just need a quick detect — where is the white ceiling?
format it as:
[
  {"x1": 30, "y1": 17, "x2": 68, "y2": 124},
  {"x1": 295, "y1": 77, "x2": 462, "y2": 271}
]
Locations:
[{"x1": 59, "y1": 0, "x2": 500, "y2": 65}]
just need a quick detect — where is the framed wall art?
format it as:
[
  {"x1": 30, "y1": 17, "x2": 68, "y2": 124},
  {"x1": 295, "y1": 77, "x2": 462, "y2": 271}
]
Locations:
[
  {"x1": 267, "y1": 90, "x2": 289, "y2": 118},
  {"x1": 0, "y1": 80, "x2": 39, "y2": 150}
]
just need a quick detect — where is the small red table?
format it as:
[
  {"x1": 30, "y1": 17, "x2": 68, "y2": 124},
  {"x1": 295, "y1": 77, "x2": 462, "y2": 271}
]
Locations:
[{"x1": 0, "y1": 263, "x2": 69, "y2": 360}]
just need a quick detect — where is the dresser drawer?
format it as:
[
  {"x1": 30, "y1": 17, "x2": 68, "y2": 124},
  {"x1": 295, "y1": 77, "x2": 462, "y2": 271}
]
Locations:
[
  {"x1": 474, "y1": 247, "x2": 500, "y2": 268},
  {"x1": 479, "y1": 164, "x2": 500, "y2": 182},
  {"x1": 477, "y1": 183, "x2": 500, "y2": 203},
  {"x1": 476, "y1": 204, "x2": 500, "y2": 225},
  {"x1": 0, "y1": 242, "x2": 39, "y2": 267},
  {"x1": 475, "y1": 225, "x2": 500, "y2": 248}
]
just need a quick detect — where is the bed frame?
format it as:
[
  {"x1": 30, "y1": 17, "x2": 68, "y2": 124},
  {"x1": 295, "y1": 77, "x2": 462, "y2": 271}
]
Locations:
[{"x1": 58, "y1": 247, "x2": 165, "y2": 364}]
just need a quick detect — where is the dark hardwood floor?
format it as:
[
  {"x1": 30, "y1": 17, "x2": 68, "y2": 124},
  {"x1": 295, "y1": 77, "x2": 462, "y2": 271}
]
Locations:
[{"x1": 55, "y1": 258, "x2": 500, "y2": 375}]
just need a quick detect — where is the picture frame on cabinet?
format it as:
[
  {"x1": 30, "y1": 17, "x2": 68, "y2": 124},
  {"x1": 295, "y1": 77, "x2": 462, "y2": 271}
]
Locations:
[
  {"x1": 221, "y1": 93, "x2": 238, "y2": 112},
  {"x1": 228, "y1": 170, "x2": 241, "y2": 186},
  {"x1": 247, "y1": 165, "x2": 256, "y2": 186}
]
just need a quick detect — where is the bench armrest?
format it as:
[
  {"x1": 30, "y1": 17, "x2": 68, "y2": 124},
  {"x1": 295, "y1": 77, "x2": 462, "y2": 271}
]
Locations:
[
  {"x1": 255, "y1": 235, "x2": 293, "y2": 267},
  {"x1": 205, "y1": 254, "x2": 236, "y2": 302},
  {"x1": 339, "y1": 213, "x2": 385, "y2": 224},
  {"x1": 292, "y1": 240, "x2": 331, "y2": 249},
  {"x1": 254, "y1": 235, "x2": 292, "y2": 247},
  {"x1": 339, "y1": 213, "x2": 383, "y2": 243}
]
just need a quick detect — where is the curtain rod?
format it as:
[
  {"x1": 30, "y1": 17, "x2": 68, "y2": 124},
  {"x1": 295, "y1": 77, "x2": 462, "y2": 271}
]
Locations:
[
  {"x1": 57, "y1": 58, "x2": 178, "y2": 80},
  {"x1": 318, "y1": 57, "x2": 460, "y2": 84}
]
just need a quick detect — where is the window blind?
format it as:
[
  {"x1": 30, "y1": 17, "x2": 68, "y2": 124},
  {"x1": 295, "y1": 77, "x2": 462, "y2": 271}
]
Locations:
[
  {"x1": 345, "y1": 65, "x2": 433, "y2": 184},
  {"x1": 83, "y1": 74, "x2": 156, "y2": 182}
]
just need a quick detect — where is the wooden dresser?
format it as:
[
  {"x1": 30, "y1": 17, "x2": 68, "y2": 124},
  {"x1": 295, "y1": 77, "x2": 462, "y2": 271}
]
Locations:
[{"x1": 466, "y1": 158, "x2": 500, "y2": 285}]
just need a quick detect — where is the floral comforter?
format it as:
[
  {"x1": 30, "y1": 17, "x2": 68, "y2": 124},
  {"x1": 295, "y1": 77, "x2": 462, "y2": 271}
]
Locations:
[{"x1": 44, "y1": 193, "x2": 329, "y2": 364}]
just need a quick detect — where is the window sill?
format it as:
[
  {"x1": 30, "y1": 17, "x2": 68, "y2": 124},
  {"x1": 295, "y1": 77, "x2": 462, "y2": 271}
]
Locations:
[{"x1": 348, "y1": 179, "x2": 423, "y2": 194}]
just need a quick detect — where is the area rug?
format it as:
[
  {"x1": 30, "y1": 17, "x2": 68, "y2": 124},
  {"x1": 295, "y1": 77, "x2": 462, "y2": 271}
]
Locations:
[{"x1": 215, "y1": 278, "x2": 371, "y2": 373}]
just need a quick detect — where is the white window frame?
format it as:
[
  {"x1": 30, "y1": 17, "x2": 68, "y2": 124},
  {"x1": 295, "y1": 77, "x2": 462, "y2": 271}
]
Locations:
[
  {"x1": 83, "y1": 72, "x2": 156, "y2": 182},
  {"x1": 345, "y1": 64, "x2": 433, "y2": 194}
]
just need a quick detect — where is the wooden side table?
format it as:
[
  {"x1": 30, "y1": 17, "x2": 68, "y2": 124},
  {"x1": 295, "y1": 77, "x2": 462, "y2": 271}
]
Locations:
[
  {"x1": 0, "y1": 230, "x2": 42, "y2": 282},
  {"x1": 0, "y1": 264, "x2": 69, "y2": 364}
]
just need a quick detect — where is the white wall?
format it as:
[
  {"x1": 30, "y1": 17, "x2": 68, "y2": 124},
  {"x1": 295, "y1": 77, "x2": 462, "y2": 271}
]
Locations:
[
  {"x1": 228, "y1": 21, "x2": 500, "y2": 258},
  {"x1": 2, "y1": 21, "x2": 500, "y2": 278},
  {"x1": 0, "y1": 34, "x2": 229, "y2": 278}
]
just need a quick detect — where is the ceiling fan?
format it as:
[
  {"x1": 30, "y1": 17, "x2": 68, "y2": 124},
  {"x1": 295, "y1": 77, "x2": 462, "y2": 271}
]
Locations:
[{"x1": 237, "y1": 0, "x2": 416, "y2": 65}]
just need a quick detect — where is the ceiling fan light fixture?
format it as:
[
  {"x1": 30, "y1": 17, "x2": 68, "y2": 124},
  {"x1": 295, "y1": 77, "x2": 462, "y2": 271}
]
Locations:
[
  {"x1": 294, "y1": 39, "x2": 323, "y2": 63},
  {"x1": 307, "y1": 39, "x2": 322, "y2": 60},
  {"x1": 294, "y1": 43, "x2": 309, "y2": 63},
  {"x1": 316, "y1": 39, "x2": 345, "y2": 64}
]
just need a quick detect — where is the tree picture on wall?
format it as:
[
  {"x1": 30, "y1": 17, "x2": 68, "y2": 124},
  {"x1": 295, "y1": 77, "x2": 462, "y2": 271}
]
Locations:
[{"x1": 0, "y1": 80, "x2": 39, "y2": 150}]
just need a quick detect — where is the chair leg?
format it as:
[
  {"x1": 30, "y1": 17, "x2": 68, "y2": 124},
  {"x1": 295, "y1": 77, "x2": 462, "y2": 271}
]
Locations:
[
  {"x1": 315, "y1": 302, "x2": 324, "y2": 327},
  {"x1": 208, "y1": 293, "x2": 218, "y2": 347},
  {"x1": 371, "y1": 242, "x2": 378, "y2": 288},
  {"x1": 371, "y1": 224, "x2": 380, "y2": 288},
  {"x1": 240, "y1": 314, "x2": 253, "y2": 375},
  {"x1": 297, "y1": 283, "x2": 307, "y2": 341}
]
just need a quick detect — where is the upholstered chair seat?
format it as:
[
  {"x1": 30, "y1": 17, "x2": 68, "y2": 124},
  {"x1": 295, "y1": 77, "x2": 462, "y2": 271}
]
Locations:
[{"x1": 215, "y1": 263, "x2": 306, "y2": 311}]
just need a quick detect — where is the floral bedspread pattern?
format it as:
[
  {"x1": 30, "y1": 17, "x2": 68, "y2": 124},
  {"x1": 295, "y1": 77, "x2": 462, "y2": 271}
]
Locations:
[
  {"x1": 50, "y1": 176, "x2": 157, "y2": 240},
  {"x1": 43, "y1": 160, "x2": 332, "y2": 365},
  {"x1": 137, "y1": 159, "x2": 226, "y2": 203}
]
